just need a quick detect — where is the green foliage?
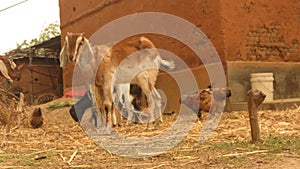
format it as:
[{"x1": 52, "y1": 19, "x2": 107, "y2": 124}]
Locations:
[
  {"x1": 256, "y1": 135, "x2": 300, "y2": 154},
  {"x1": 203, "y1": 135, "x2": 300, "y2": 154},
  {"x1": 38, "y1": 22, "x2": 60, "y2": 42},
  {"x1": 46, "y1": 101, "x2": 72, "y2": 111},
  {"x1": 16, "y1": 22, "x2": 60, "y2": 49}
]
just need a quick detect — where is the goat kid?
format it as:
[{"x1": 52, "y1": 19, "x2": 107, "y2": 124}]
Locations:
[
  {"x1": 69, "y1": 86, "x2": 145, "y2": 128},
  {"x1": 95, "y1": 36, "x2": 175, "y2": 130}
]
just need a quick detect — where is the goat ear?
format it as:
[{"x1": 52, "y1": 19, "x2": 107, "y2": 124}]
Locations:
[
  {"x1": 60, "y1": 46, "x2": 68, "y2": 68},
  {"x1": 0, "y1": 60, "x2": 13, "y2": 82},
  {"x1": 81, "y1": 32, "x2": 85, "y2": 36},
  {"x1": 138, "y1": 36, "x2": 155, "y2": 49},
  {"x1": 136, "y1": 37, "x2": 158, "y2": 59}
]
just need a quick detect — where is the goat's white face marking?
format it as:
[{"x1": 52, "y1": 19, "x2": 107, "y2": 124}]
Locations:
[
  {"x1": 64, "y1": 33, "x2": 85, "y2": 63},
  {"x1": 74, "y1": 36, "x2": 84, "y2": 62}
]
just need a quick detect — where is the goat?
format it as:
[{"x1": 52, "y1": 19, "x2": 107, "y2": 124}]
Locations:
[
  {"x1": 69, "y1": 86, "x2": 143, "y2": 128},
  {"x1": 115, "y1": 84, "x2": 146, "y2": 124},
  {"x1": 60, "y1": 33, "x2": 121, "y2": 127},
  {"x1": 95, "y1": 36, "x2": 175, "y2": 130},
  {"x1": 30, "y1": 107, "x2": 43, "y2": 129},
  {"x1": 180, "y1": 86, "x2": 231, "y2": 119},
  {"x1": 60, "y1": 33, "x2": 175, "y2": 130},
  {"x1": 0, "y1": 56, "x2": 23, "y2": 83}
]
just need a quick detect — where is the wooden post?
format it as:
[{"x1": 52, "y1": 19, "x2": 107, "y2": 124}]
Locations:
[
  {"x1": 15, "y1": 93, "x2": 25, "y2": 128},
  {"x1": 29, "y1": 56, "x2": 34, "y2": 104},
  {"x1": 5, "y1": 93, "x2": 25, "y2": 134},
  {"x1": 247, "y1": 89, "x2": 266, "y2": 143},
  {"x1": 5, "y1": 99, "x2": 16, "y2": 134}
]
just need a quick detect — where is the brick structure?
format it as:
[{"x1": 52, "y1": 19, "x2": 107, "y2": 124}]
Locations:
[
  {"x1": 59, "y1": 0, "x2": 300, "y2": 111},
  {"x1": 244, "y1": 24, "x2": 299, "y2": 62},
  {"x1": 221, "y1": 0, "x2": 300, "y2": 62}
]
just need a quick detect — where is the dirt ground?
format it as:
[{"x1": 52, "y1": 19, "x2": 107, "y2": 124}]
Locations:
[{"x1": 0, "y1": 98, "x2": 299, "y2": 169}]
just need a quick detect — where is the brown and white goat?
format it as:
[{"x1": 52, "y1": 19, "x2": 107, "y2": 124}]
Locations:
[
  {"x1": 0, "y1": 56, "x2": 22, "y2": 83},
  {"x1": 60, "y1": 33, "x2": 175, "y2": 130}
]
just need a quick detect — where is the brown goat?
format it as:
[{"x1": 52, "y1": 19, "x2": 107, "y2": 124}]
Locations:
[{"x1": 60, "y1": 33, "x2": 175, "y2": 131}]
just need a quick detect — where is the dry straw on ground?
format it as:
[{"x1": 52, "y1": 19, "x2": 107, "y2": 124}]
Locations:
[{"x1": 0, "y1": 98, "x2": 299, "y2": 168}]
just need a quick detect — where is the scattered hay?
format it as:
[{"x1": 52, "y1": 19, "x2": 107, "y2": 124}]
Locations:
[{"x1": 0, "y1": 98, "x2": 299, "y2": 168}]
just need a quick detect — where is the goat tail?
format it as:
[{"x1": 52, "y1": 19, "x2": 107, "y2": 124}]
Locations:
[{"x1": 159, "y1": 59, "x2": 175, "y2": 70}]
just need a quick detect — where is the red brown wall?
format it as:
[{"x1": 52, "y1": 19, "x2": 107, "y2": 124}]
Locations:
[
  {"x1": 221, "y1": 0, "x2": 300, "y2": 62},
  {"x1": 59, "y1": 0, "x2": 223, "y2": 91},
  {"x1": 59, "y1": 0, "x2": 300, "y2": 110}
]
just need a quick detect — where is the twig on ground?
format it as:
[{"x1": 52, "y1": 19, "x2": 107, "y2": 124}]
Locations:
[
  {"x1": 60, "y1": 153, "x2": 67, "y2": 162},
  {"x1": 147, "y1": 163, "x2": 168, "y2": 169},
  {"x1": 63, "y1": 165, "x2": 101, "y2": 168},
  {"x1": 67, "y1": 149, "x2": 78, "y2": 165},
  {"x1": 216, "y1": 150, "x2": 268, "y2": 158},
  {"x1": 180, "y1": 158, "x2": 202, "y2": 167}
]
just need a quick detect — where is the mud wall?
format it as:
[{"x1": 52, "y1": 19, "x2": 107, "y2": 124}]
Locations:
[
  {"x1": 221, "y1": 0, "x2": 300, "y2": 61},
  {"x1": 59, "y1": 0, "x2": 300, "y2": 110},
  {"x1": 59, "y1": 0, "x2": 223, "y2": 91}
]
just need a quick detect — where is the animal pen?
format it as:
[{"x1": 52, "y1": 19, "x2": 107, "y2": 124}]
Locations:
[{"x1": 2, "y1": 36, "x2": 63, "y2": 105}]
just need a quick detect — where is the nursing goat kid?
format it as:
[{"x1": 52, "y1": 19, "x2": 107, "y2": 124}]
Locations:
[
  {"x1": 69, "y1": 84, "x2": 142, "y2": 127},
  {"x1": 60, "y1": 33, "x2": 175, "y2": 131},
  {"x1": 180, "y1": 86, "x2": 231, "y2": 119}
]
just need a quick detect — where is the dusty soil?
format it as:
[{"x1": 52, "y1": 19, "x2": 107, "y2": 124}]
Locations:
[{"x1": 0, "y1": 98, "x2": 299, "y2": 168}]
